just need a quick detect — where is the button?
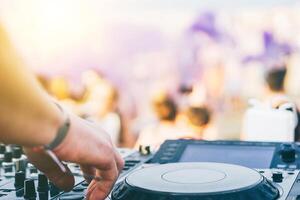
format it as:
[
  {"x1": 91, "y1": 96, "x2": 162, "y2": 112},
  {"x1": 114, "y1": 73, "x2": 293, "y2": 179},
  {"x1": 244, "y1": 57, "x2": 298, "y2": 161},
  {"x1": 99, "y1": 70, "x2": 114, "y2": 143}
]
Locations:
[
  {"x1": 163, "y1": 152, "x2": 174, "y2": 157},
  {"x1": 289, "y1": 165, "x2": 297, "y2": 169},
  {"x1": 124, "y1": 163, "x2": 136, "y2": 167},
  {"x1": 125, "y1": 160, "x2": 140, "y2": 164},
  {"x1": 81, "y1": 182, "x2": 89, "y2": 187},
  {"x1": 72, "y1": 186, "x2": 86, "y2": 192},
  {"x1": 168, "y1": 143, "x2": 179, "y2": 148},
  {"x1": 165, "y1": 148, "x2": 177, "y2": 153},
  {"x1": 277, "y1": 164, "x2": 287, "y2": 169},
  {"x1": 123, "y1": 166, "x2": 131, "y2": 171},
  {"x1": 272, "y1": 172, "x2": 283, "y2": 183},
  {"x1": 59, "y1": 194, "x2": 84, "y2": 200},
  {"x1": 160, "y1": 156, "x2": 170, "y2": 160}
]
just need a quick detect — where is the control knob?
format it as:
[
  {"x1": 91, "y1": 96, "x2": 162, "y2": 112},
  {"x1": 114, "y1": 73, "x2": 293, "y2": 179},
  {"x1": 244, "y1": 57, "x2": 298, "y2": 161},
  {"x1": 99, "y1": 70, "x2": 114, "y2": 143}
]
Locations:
[
  {"x1": 24, "y1": 179, "x2": 37, "y2": 200},
  {"x1": 38, "y1": 174, "x2": 49, "y2": 199},
  {"x1": 280, "y1": 144, "x2": 296, "y2": 163},
  {"x1": 12, "y1": 147, "x2": 22, "y2": 159},
  {"x1": 139, "y1": 145, "x2": 151, "y2": 155},
  {"x1": 15, "y1": 171, "x2": 26, "y2": 197},
  {"x1": 38, "y1": 173, "x2": 49, "y2": 192},
  {"x1": 0, "y1": 144, "x2": 6, "y2": 154},
  {"x1": 14, "y1": 171, "x2": 26, "y2": 189},
  {"x1": 272, "y1": 171, "x2": 283, "y2": 183}
]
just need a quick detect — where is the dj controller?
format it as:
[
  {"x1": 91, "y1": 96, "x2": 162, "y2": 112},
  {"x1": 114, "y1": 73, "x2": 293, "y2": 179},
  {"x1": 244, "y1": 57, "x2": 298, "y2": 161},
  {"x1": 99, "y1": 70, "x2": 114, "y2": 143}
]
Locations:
[
  {"x1": 0, "y1": 145, "x2": 153, "y2": 199},
  {"x1": 1, "y1": 140, "x2": 300, "y2": 199}
]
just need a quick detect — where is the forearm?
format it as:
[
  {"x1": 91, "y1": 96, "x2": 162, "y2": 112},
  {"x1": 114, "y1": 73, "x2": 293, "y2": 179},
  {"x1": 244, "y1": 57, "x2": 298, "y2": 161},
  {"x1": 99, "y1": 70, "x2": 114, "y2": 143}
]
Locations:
[{"x1": 0, "y1": 25, "x2": 64, "y2": 147}]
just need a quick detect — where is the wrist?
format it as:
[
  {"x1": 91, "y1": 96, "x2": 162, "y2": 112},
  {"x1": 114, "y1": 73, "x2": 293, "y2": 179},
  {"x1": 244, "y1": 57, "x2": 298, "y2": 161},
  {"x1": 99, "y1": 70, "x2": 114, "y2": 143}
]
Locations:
[
  {"x1": 27, "y1": 102, "x2": 65, "y2": 148},
  {"x1": 51, "y1": 114, "x2": 83, "y2": 159},
  {"x1": 43, "y1": 103, "x2": 71, "y2": 150}
]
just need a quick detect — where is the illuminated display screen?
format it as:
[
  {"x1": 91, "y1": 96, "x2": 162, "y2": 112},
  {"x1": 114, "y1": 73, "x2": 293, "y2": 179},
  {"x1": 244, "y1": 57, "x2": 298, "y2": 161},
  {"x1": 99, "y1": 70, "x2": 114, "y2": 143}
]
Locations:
[{"x1": 179, "y1": 144, "x2": 276, "y2": 168}]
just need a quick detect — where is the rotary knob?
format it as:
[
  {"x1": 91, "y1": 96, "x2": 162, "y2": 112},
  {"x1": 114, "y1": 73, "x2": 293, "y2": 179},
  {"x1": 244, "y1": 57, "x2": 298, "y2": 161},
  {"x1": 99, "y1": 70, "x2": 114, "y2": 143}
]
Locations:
[
  {"x1": 0, "y1": 144, "x2": 6, "y2": 154},
  {"x1": 24, "y1": 179, "x2": 37, "y2": 200},
  {"x1": 4, "y1": 151, "x2": 12, "y2": 163},
  {"x1": 280, "y1": 144, "x2": 296, "y2": 163},
  {"x1": 14, "y1": 171, "x2": 26, "y2": 189},
  {"x1": 38, "y1": 174, "x2": 49, "y2": 192},
  {"x1": 272, "y1": 172, "x2": 283, "y2": 183},
  {"x1": 12, "y1": 147, "x2": 22, "y2": 159},
  {"x1": 38, "y1": 174, "x2": 49, "y2": 200},
  {"x1": 139, "y1": 145, "x2": 151, "y2": 155}
]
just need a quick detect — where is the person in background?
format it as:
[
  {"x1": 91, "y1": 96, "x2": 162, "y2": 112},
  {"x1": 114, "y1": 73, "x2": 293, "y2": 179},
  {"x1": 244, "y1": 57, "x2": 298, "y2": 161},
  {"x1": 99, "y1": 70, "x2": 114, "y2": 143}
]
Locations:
[
  {"x1": 265, "y1": 67, "x2": 290, "y2": 107},
  {"x1": 265, "y1": 67, "x2": 300, "y2": 141},
  {"x1": 0, "y1": 24, "x2": 123, "y2": 200},
  {"x1": 179, "y1": 106, "x2": 212, "y2": 139},
  {"x1": 79, "y1": 71, "x2": 135, "y2": 147},
  {"x1": 85, "y1": 84, "x2": 123, "y2": 146},
  {"x1": 135, "y1": 92, "x2": 182, "y2": 150}
]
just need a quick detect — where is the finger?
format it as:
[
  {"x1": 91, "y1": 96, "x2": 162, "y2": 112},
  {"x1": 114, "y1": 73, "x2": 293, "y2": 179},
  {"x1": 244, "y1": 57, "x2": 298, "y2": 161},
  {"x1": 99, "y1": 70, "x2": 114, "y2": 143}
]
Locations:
[
  {"x1": 80, "y1": 164, "x2": 96, "y2": 183},
  {"x1": 87, "y1": 162, "x2": 118, "y2": 200},
  {"x1": 85, "y1": 180, "x2": 98, "y2": 200},
  {"x1": 87, "y1": 179, "x2": 114, "y2": 200},
  {"x1": 24, "y1": 147, "x2": 75, "y2": 191},
  {"x1": 109, "y1": 142, "x2": 124, "y2": 173},
  {"x1": 114, "y1": 151, "x2": 124, "y2": 172},
  {"x1": 88, "y1": 181, "x2": 108, "y2": 200}
]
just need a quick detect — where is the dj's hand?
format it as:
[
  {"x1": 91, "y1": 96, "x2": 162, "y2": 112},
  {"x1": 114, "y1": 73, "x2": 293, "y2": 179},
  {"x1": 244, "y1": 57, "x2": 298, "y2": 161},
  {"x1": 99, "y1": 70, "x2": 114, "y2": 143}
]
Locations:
[{"x1": 25, "y1": 114, "x2": 124, "y2": 200}]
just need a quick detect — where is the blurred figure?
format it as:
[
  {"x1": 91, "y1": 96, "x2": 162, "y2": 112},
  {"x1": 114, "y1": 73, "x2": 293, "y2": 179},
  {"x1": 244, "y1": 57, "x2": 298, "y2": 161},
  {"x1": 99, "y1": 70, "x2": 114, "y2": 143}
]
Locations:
[
  {"x1": 80, "y1": 70, "x2": 127, "y2": 146},
  {"x1": 49, "y1": 76, "x2": 70, "y2": 100},
  {"x1": 89, "y1": 86, "x2": 122, "y2": 146},
  {"x1": 47, "y1": 76, "x2": 84, "y2": 115},
  {"x1": 242, "y1": 66, "x2": 299, "y2": 142},
  {"x1": 177, "y1": 84, "x2": 194, "y2": 110},
  {"x1": 180, "y1": 106, "x2": 211, "y2": 139},
  {"x1": 135, "y1": 93, "x2": 182, "y2": 150},
  {"x1": 265, "y1": 67, "x2": 289, "y2": 107},
  {"x1": 265, "y1": 67, "x2": 300, "y2": 141},
  {"x1": 80, "y1": 70, "x2": 109, "y2": 116}
]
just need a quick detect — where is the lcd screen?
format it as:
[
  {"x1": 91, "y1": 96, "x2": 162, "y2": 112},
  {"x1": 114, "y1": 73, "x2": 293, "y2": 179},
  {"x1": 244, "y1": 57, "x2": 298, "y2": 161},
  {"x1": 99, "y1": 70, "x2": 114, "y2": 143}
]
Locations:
[{"x1": 179, "y1": 144, "x2": 275, "y2": 168}]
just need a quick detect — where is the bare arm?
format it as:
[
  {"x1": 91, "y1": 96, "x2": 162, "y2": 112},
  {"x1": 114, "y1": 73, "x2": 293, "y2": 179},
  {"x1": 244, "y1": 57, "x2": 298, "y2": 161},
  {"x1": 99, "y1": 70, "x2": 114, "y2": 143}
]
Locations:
[
  {"x1": 0, "y1": 25, "x2": 63, "y2": 146},
  {"x1": 0, "y1": 24, "x2": 124, "y2": 199}
]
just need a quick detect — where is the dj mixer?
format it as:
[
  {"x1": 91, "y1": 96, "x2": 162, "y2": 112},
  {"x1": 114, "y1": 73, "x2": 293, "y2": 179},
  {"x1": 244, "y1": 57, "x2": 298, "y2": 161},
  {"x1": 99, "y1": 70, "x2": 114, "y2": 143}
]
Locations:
[
  {"x1": 0, "y1": 145, "x2": 153, "y2": 199},
  {"x1": 1, "y1": 140, "x2": 300, "y2": 199}
]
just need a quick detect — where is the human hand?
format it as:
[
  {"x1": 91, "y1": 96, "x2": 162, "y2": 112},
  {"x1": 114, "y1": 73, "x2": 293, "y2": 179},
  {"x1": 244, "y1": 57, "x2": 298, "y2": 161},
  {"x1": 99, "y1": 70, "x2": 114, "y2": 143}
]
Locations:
[{"x1": 24, "y1": 114, "x2": 124, "y2": 200}]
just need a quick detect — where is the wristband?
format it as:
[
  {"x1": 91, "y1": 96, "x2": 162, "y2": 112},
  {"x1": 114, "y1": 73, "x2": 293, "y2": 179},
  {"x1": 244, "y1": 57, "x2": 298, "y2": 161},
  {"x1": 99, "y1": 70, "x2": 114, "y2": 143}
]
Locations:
[{"x1": 44, "y1": 103, "x2": 71, "y2": 150}]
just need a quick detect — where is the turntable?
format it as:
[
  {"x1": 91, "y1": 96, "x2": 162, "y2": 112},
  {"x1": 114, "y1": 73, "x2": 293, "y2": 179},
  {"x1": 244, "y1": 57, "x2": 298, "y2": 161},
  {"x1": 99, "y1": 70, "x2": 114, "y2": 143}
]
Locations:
[{"x1": 111, "y1": 162, "x2": 300, "y2": 200}]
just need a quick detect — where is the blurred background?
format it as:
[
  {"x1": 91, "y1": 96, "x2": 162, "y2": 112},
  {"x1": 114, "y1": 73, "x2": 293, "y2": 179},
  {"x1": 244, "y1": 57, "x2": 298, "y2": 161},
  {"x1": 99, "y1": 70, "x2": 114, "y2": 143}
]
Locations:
[{"x1": 1, "y1": 0, "x2": 300, "y2": 148}]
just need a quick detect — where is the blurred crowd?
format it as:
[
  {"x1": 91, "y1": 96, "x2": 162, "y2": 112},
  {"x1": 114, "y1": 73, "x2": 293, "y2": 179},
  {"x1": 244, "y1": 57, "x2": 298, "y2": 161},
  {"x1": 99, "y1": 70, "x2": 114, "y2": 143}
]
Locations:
[
  {"x1": 36, "y1": 69, "x2": 215, "y2": 149},
  {"x1": 28, "y1": 8, "x2": 300, "y2": 150},
  {"x1": 35, "y1": 63, "x2": 300, "y2": 150}
]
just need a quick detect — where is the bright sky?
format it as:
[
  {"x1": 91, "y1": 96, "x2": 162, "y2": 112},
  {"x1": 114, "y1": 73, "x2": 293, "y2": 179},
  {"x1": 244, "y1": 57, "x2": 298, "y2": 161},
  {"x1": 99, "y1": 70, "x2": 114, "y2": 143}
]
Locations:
[{"x1": 0, "y1": 0, "x2": 299, "y2": 74}]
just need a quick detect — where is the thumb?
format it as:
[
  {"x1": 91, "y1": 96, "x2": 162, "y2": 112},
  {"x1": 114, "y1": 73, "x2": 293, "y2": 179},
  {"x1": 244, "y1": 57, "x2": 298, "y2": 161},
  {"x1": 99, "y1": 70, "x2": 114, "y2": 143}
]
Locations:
[{"x1": 23, "y1": 147, "x2": 75, "y2": 191}]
